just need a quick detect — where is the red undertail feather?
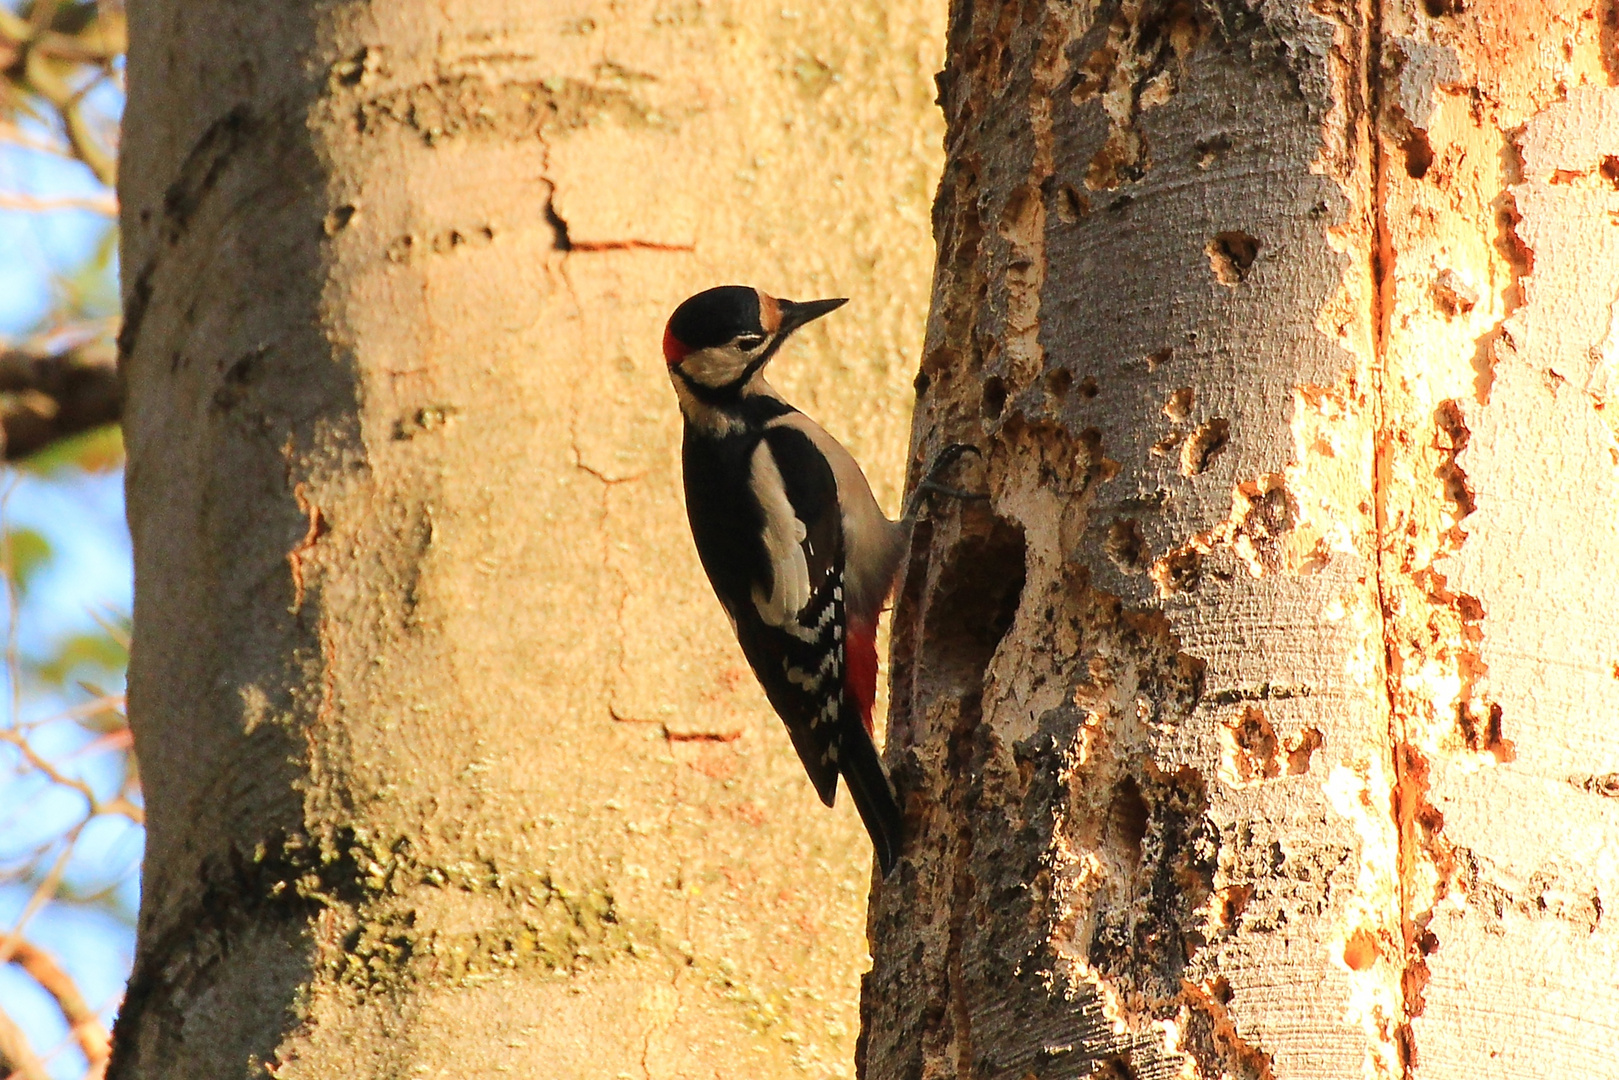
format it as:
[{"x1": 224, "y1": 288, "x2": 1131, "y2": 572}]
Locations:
[{"x1": 845, "y1": 616, "x2": 879, "y2": 736}]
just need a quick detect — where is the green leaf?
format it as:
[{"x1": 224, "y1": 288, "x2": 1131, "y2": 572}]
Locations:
[
  {"x1": 30, "y1": 629, "x2": 128, "y2": 687},
  {"x1": 17, "y1": 422, "x2": 123, "y2": 474},
  {"x1": 3, "y1": 526, "x2": 52, "y2": 598}
]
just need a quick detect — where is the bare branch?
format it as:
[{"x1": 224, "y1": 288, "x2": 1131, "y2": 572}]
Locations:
[
  {"x1": 15, "y1": 35, "x2": 119, "y2": 187},
  {"x1": 0, "y1": 831, "x2": 78, "y2": 967},
  {"x1": 0, "y1": 191, "x2": 117, "y2": 215},
  {"x1": 8, "y1": 940, "x2": 112, "y2": 1077},
  {"x1": 0, "y1": 341, "x2": 120, "y2": 461},
  {"x1": 0, "y1": 1004, "x2": 50, "y2": 1080}
]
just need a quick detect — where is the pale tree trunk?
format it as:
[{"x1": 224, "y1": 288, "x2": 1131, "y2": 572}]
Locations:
[
  {"x1": 868, "y1": 1, "x2": 1619, "y2": 1078},
  {"x1": 112, "y1": 1, "x2": 940, "y2": 1076}
]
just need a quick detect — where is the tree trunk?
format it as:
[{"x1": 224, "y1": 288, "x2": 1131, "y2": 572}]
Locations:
[
  {"x1": 112, "y1": 2, "x2": 939, "y2": 1076},
  {"x1": 868, "y1": 1, "x2": 1619, "y2": 1078}
]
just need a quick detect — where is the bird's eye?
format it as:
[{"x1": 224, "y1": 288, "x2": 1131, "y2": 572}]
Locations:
[{"x1": 736, "y1": 334, "x2": 766, "y2": 351}]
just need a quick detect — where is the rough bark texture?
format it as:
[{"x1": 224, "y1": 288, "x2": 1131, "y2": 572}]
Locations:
[
  {"x1": 114, "y1": 2, "x2": 940, "y2": 1077},
  {"x1": 867, "y1": 1, "x2": 1619, "y2": 1078}
]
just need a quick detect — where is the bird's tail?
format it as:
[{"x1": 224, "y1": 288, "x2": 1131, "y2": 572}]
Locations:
[{"x1": 839, "y1": 717, "x2": 904, "y2": 877}]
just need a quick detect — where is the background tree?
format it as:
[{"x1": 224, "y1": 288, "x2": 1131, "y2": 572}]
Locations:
[
  {"x1": 111, "y1": 1, "x2": 940, "y2": 1077},
  {"x1": 867, "y1": 1, "x2": 1619, "y2": 1077},
  {"x1": 0, "y1": 3, "x2": 135, "y2": 1078}
]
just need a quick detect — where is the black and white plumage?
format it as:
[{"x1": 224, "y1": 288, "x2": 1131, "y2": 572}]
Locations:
[{"x1": 665, "y1": 285, "x2": 909, "y2": 875}]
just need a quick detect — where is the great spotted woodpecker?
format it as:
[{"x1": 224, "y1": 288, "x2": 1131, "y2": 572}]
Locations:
[{"x1": 664, "y1": 285, "x2": 974, "y2": 876}]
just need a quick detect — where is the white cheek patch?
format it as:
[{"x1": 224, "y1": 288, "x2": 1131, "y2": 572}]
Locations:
[
  {"x1": 749, "y1": 443, "x2": 811, "y2": 628},
  {"x1": 681, "y1": 346, "x2": 748, "y2": 389}
]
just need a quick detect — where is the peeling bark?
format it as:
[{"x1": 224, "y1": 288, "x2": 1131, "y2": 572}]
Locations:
[
  {"x1": 114, "y1": 2, "x2": 940, "y2": 1077},
  {"x1": 871, "y1": 1, "x2": 1619, "y2": 1078}
]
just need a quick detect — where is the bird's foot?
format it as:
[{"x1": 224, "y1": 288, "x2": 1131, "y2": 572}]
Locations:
[{"x1": 905, "y1": 443, "x2": 988, "y2": 518}]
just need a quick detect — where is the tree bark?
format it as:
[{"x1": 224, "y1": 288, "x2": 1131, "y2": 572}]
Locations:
[
  {"x1": 868, "y1": 1, "x2": 1619, "y2": 1078},
  {"x1": 113, "y1": 2, "x2": 939, "y2": 1077}
]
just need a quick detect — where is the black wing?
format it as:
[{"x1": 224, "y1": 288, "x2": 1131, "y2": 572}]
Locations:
[
  {"x1": 683, "y1": 420, "x2": 904, "y2": 872},
  {"x1": 732, "y1": 424, "x2": 846, "y2": 804}
]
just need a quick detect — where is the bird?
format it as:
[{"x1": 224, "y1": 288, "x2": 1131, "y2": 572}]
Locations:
[{"x1": 663, "y1": 284, "x2": 977, "y2": 876}]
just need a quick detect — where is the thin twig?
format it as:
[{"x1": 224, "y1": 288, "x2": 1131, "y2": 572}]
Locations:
[
  {"x1": 0, "y1": 828, "x2": 78, "y2": 967},
  {"x1": 0, "y1": 126, "x2": 76, "y2": 159},
  {"x1": 0, "y1": 731, "x2": 105, "y2": 813},
  {"x1": 7, "y1": 940, "x2": 112, "y2": 1076},
  {"x1": 0, "y1": 192, "x2": 118, "y2": 215},
  {"x1": 84, "y1": 607, "x2": 130, "y2": 651},
  {"x1": 20, "y1": 49, "x2": 117, "y2": 187}
]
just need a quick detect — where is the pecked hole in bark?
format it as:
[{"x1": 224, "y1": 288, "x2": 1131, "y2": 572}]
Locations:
[
  {"x1": 1205, "y1": 231, "x2": 1259, "y2": 285},
  {"x1": 1601, "y1": 155, "x2": 1619, "y2": 187},
  {"x1": 1402, "y1": 131, "x2": 1434, "y2": 179},
  {"x1": 982, "y1": 375, "x2": 1008, "y2": 419},
  {"x1": 925, "y1": 516, "x2": 1027, "y2": 688},
  {"x1": 1106, "y1": 518, "x2": 1149, "y2": 571},
  {"x1": 1181, "y1": 418, "x2": 1230, "y2": 475},
  {"x1": 1109, "y1": 777, "x2": 1150, "y2": 866},
  {"x1": 1093, "y1": 1052, "x2": 1142, "y2": 1079}
]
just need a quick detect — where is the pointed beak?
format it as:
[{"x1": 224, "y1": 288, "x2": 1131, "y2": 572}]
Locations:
[{"x1": 775, "y1": 297, "x2": 848, "y2": 336}]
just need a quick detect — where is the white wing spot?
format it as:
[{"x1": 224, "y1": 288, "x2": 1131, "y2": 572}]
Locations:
[{"x1": 786, "y1": 666, "x2": 822, "y2": 691}]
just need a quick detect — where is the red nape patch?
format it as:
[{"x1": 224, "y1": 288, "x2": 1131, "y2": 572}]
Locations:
[
  {"x1": 663, "y1": 323, "x2": 689, "y2": 366},
  {"x1": 845, "y1": 616, "x2": 879, "y2": 735}
]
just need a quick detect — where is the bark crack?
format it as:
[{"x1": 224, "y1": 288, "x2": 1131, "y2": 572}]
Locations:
[{"x1": 1364, "y1": 1, "x2": 1426, "y2": 1073}]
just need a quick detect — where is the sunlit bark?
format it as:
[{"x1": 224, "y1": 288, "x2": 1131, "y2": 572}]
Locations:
[{"x1": 867, "y1": 2, "x2": 1619, "y2": 1077}]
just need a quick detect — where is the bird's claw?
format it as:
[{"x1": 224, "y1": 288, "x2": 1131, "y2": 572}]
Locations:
[{"x1": 906, "y1": 443, "x2": 987, "y2": 519}]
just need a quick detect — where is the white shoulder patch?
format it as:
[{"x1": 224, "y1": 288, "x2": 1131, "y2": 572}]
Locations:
[{"x1": 749, "y1": 441, "x2": 812, "y2": 628}]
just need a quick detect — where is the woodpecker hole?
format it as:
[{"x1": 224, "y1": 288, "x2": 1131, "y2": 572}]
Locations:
[
  {"x1": 1092, "y1": 1052, "x2": 1142, "y2": 1080},
  {"x1": 1211, "y1": 887, "x2": 1253, "y2": 933},
  {"x1": 1285, "y1": 726, "x2": 1324, "y2": 775},
  {"x1": 1077, "y1": 376, "x2": 1099, "y2": 399},
  {"x1": 914, "y1": 370, "x2": 932, "y2": 397},
  {"x1": 1146, "y1": 347, "x2": 1172, "y2": 370},
  {"x1": 1602, "y1": 155, "x2": 1619, "y2": 187},
  {"x1": 1109, "y1": 777, "x2": 1150, "y2": 866},
  {"x1": 924, "y1": 516, "x2": 1027, "y2": 692},
  {"x1": 1223, "y1": 705, "x2": 1282, "y2": 783},
  {"x1": 1194, "y1": 134, "x2": 1232, "y2": 169},
  {"x1": 1206, "y1": 231, "x2": 1259, "y2": 285},
  {"x1": 982, "y1": 375, "x2": 1008, "y2": 419},
  {"x1": 1423, "y1": 0, "x2": 1464, "y2": 15},
  {"x1": 1164, "y1": 387, "x2": 1193, "y2": 422},
  {"x1": 1150, "y1": 547, "x2": 1203, "y2": 595},
  {"x1": 1106, "y1": 518, "x2": 1148, "y2": 572},
  {"x1": 1055, "y1": 183, "x2": 1091, "y2": 223},
  {"x1": 1403, "y1": 131, "x2": 1435, "y2": 179},
  {"x1": 1046, "y1": 368, "x2": 1072, "y2": 398},
  {"x1": 1181, "y1": 418, "x2": 1230, "y2": 475},
  {"x1": 323, "y1": 204, "x2": 356, "y2": 236}
]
